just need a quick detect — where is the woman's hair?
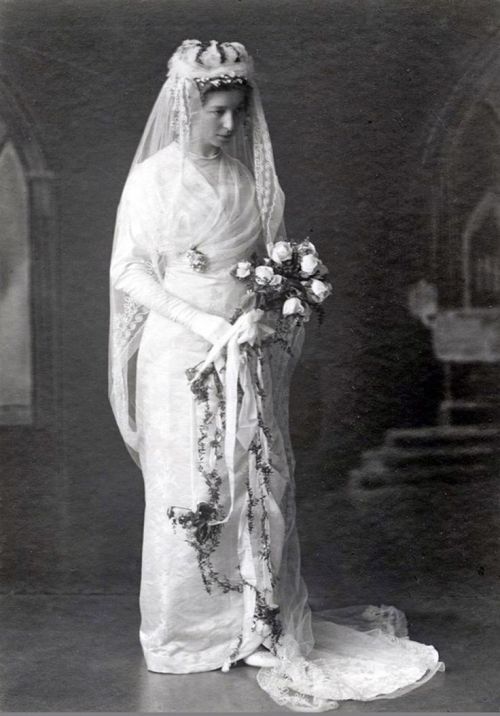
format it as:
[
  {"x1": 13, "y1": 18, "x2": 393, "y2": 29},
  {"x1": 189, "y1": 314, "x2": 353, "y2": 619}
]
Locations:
[{"x1": 197, "y1": 77, "x2": 252, "y2": 110}]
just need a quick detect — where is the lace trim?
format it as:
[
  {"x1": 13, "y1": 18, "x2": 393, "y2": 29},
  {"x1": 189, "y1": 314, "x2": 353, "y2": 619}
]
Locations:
[
  {"x1": 257, "y1": 622, "x2": 443, "y2": 712},
  {"x1": 112, "y1": 294, "x2": 148, "y2": 349}
]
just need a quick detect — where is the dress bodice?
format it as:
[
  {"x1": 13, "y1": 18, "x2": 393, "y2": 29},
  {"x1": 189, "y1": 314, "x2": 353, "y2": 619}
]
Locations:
[
  {"x1": 111, "y1": 142, "x2": 264, "y2": 317},
  {"x1": 132, "y1": 142, "x2": 262, "y2": 261}
]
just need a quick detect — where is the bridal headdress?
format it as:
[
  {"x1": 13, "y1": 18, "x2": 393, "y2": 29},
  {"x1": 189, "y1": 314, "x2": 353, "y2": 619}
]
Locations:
[{"x1": 168, "y1": 39, "x2": 254, "y2": 83}]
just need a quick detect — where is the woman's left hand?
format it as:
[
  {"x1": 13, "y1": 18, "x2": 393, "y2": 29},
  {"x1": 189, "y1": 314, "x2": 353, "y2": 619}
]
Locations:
[{"x1": 235, "y1": 309, "x2": 273, "y2": 346}]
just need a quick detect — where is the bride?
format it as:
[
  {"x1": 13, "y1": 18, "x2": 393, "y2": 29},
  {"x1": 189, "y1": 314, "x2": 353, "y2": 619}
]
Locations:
[{"x1": 109, "y1": 39, "x2": 444, "y2": 711}]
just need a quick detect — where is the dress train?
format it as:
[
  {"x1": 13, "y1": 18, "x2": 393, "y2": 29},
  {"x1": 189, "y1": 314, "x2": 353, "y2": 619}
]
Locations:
[{"x1": 257, "y1": 606, "x2": 444, "y2": 712}]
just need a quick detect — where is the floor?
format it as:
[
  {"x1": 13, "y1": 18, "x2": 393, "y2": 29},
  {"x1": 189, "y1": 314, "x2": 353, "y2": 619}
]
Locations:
[
  {"x1": 1, "y1": 587, "x2": 499, "y2": 712},
  {"x1": 2, "y1": 484, "x2": 500, "y2": 713}
]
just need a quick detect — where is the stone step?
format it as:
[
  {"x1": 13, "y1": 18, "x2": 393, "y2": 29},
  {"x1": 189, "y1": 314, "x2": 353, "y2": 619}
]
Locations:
[
  {"x1": 361, "y1": 444, "x2": 500, "y2": 468},
  {"x1": 350, "y1": 460, "x2": 492, "y2": 490},
  {"x1": 439, "y1": 401, "x2": 500, "y2": 426},
  {"x1": 385, "y1": 425, "x2": 500, "y2": 449}
]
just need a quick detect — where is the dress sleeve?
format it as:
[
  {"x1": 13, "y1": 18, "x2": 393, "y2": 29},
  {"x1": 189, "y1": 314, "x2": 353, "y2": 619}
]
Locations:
[
  {"x1": 110, "y1": 170, "x2": 169, "y2": 312},
  {"x1": 110, "y1": 170, "x2": 207, "y2": 326}
]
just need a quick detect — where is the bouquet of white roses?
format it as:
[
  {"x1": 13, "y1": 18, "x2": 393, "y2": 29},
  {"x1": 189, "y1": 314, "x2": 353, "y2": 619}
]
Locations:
[{"x1": 231, "y1": 238, "x2": 332, "y2": 333}]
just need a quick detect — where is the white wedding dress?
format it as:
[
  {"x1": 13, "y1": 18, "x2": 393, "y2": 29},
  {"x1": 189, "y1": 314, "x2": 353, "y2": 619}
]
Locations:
[{"x1": 109, "y1": 142, "x2": 444, "y2": 711}]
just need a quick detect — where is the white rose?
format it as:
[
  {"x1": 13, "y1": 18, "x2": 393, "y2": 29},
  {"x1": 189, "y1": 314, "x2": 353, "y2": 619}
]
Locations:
[
  {"x1": 255, "y1": 265, "x2": 275, "y2": 284},
  {"x1": 235, "y1": 260, "x2": 252, "y2": 278},
  {"x1": 270, "y1": 241, "x2": 293, "y2": 264},
  {"x1": 298, "y1": 239, "x2": 318, "y2": 256},
  {"x1": 270, "y1": 274, "x2": 284, "y2": 287},
  {"x1": 282, "y1": 297, "x2": 305, "y2": 316},
  {"x1": 300, "y1": 253, "x2": 320, "y2": 276},
  {"x1": 309, "y1": 278, "x2": 332, "y2": 303}
]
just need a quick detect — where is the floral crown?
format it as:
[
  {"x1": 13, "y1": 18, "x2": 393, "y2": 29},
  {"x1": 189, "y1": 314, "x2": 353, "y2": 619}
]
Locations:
[
  {"x1": 167, "y1": 39, "x2": 254, "y2": 86},
  {"x1": 193, "y1": 73, "x2": 249, "y2": 92}
]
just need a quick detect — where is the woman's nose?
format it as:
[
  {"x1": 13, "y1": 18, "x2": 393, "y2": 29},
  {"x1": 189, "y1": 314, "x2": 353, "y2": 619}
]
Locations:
[{"x1": 221, "y1": 111, "x2": 234, "y2": 133}]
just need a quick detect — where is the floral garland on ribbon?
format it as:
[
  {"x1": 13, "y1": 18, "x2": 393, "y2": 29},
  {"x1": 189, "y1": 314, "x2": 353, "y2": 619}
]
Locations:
[
  {"x1": 166, "y1": 238, "x2": 332, "y2": 669},
  {"x1": 170, "y1": 346, "x2": 284, "y2": 660},
  {"x1": 168, "y1": 363, "x2": 242, "y2": 596}
]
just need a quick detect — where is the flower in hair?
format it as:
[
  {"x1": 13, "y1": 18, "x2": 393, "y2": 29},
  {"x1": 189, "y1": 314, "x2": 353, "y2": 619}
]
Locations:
[
  {"x1": 194, "y1": 74, "x2": 249, "y2": 91},
  {"x1": 202, "y1": 40, "x2": 223, "y2": 69}
]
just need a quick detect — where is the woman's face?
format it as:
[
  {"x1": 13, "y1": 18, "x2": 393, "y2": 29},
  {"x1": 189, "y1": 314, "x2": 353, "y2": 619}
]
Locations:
[{"x1": 192, "y1": 89, "x2": 247, "y2": 151}]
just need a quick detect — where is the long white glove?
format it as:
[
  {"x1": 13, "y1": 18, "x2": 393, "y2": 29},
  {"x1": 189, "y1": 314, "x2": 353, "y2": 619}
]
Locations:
[{"x1": 111, "y1": 256, "x2": 232, "y2": 345}]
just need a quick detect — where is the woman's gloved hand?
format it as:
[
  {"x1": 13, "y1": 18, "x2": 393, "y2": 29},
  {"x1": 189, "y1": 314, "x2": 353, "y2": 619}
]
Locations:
[
  {"x1": 235, "y1": 308, "x2": 265, "y2": 346},
  {"x1": 110, "y1": 257, "x2": 235, "y2": 346},
  {"x1": 190, "y1": 313, "x2": 233, "y2": 345},
  {"x1": 231, "y1": 308, "x2": 274, "y2": 347}
]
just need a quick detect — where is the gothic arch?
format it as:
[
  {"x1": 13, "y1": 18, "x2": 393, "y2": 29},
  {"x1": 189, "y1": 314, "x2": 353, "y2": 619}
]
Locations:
[
  {"x1": 0, "y1": 75, "x2": 58, "y2": 428},
  {"x1": 423, "y1": 30, "x2": 500, "y2": 310}
]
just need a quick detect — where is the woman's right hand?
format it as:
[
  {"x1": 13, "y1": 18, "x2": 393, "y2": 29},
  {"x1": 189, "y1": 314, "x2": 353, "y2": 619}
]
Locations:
[{"x1": 192, "y1": 314, "x2": 233, "y2": 345}]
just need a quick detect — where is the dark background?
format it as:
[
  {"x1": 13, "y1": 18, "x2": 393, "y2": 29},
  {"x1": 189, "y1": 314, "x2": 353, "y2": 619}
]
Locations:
[{"x1": 1, "y1": 0, "x2": 499, "y2": 597}]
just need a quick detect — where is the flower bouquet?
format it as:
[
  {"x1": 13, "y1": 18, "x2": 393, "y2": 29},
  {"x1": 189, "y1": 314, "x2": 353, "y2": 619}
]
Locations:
[{"x1": 231, "y1": 238, "x2": 332, "y2": 347}]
